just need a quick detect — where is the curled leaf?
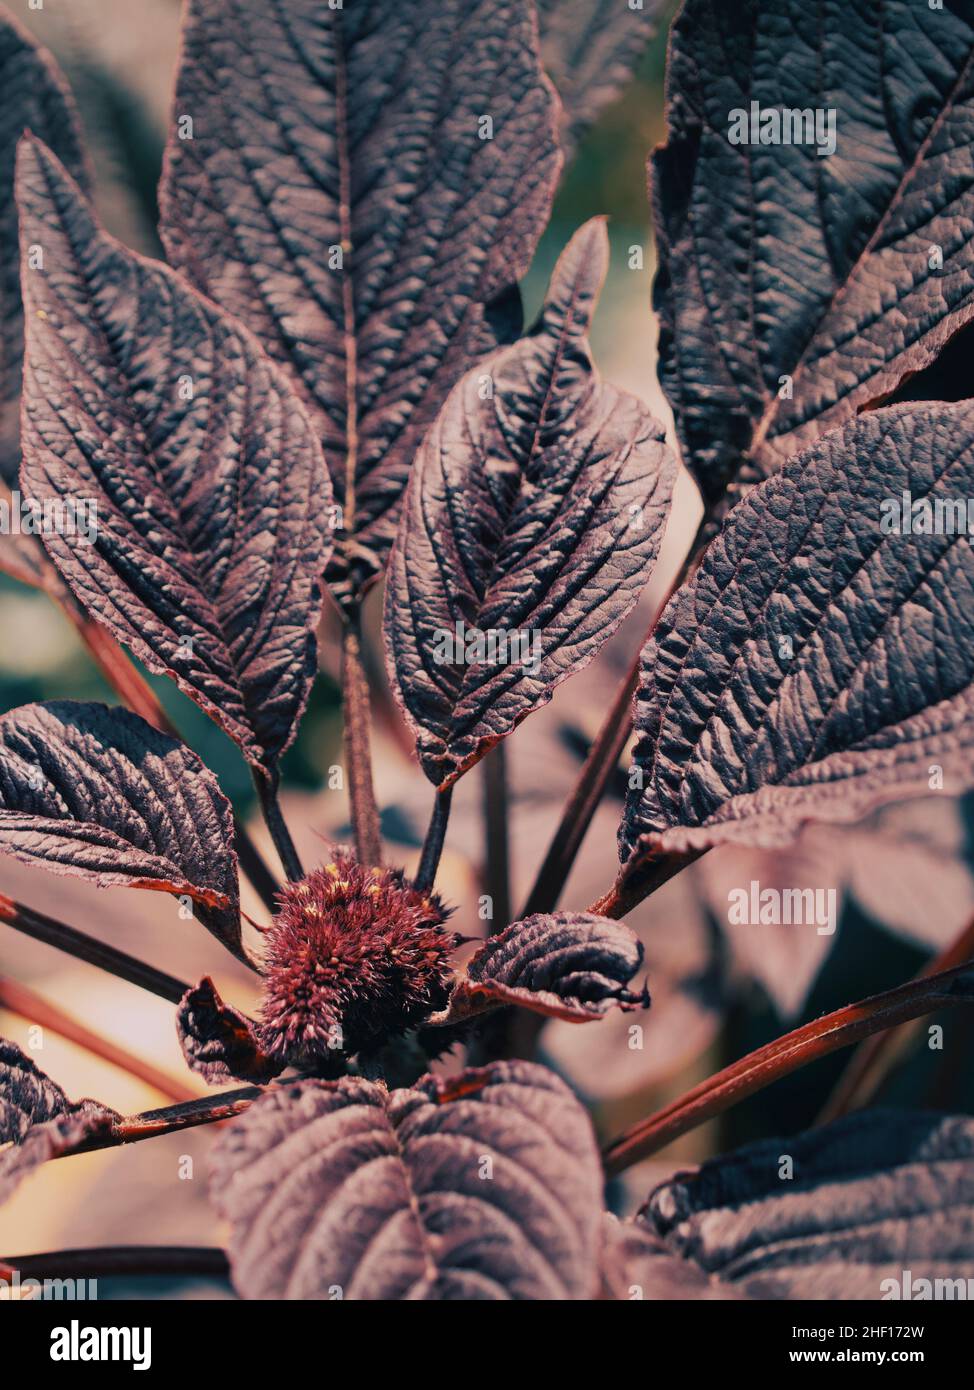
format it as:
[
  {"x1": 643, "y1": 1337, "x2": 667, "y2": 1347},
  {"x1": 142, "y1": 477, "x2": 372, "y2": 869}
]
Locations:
[
  {"x1": 653, "y1": 0, "x2": 974, "y2": 505},
  {"x1": 638, "y1": 1110, "x2": 974, "y2": 1299},
  {"x1": 0, "y1": 1038, "x2": 114, "y2": 1208},
  {"x1": 434, "y1": 912, "x2": 649, "y2": 1024},
  {"x1": 385, "y1": 219, "x2": 676, "y2": 788},
  {"x1": 177, "y1": 978, "x2": 281, "y2": 1087},
  {"x1": 211, "y1": 1061, "x2": 603, "y2": 1299},
  {"x1": 159, "y1": 0, "x2": 562, "y2": 603},
  {"x1": 17, "y1": 135, "x2": 330, "y2": 777},
  {"x1": 623, "y1": 402, "x2": 974, "y2": 863},
  {"x1": 0, "y1": 700, "x2": 242, "y2": 957}
]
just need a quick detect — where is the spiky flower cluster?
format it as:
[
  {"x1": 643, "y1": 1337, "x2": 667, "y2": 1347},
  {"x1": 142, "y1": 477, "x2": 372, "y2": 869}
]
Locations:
[{"x1": 259, "y1": 857, "x2": 455, "y2": 1069}]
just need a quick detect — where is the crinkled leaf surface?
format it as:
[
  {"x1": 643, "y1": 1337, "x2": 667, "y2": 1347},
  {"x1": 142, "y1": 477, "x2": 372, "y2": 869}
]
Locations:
[
  {"x1": 17, "y1": 137, "x2": 330, "y2": 776},
  {"x1": 537, "y1": 0, "x2": 663, "y2": 154},
  {"x1": 177, "y1": 977, "x2": 281, "y2": 1086},
  {"x1": 386, "y1": 220, "x2": 676, "y2": 788},
  {"x1": 600, "y1": 1214, "x2": 745, "y2": 1301},
  {"x1": 0, "y1": 9, "x2": 88, "y2": 587},
  {"x1": 159, "y1": 0, "x2": 561, "y2": 604},
  {"x1": 435, "y1": 911, "x2": 649, "y2": 1024},
  {"x1": 0, "y1": 1038, "x2": 114, "y2": 1208},
  {"x1": 211, "y1": 1061, "x2": 602, "y2": 1299},
  {"x1": 638, "y1": 1110, "x2": 974, "y2": 1299},
  {"x1": 622, "y1": 402, "x2": 974, "y2": 863},
  {"x1": 653, "y1": 0, "x2": 974, "y2": 506},
  {"x1": 0, "y1": 700, "x2": 242, "y2": 955}
]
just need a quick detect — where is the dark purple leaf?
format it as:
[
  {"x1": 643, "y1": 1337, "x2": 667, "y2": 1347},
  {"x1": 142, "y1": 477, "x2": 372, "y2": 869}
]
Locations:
[
  {"x1": 0, "y1": 1038, "x2": 114, "y2": 1208},
  {"x1": 622, "y1": 402, "x2": 974, "y2": 864},
  {"x1": 0, "y1": 9, "x2": 88, "y2": 588},
  {"x1": 158, "y1": 0, "x2": 562, "y2": 606},
  {"x1": 211, "y1": 1061, "x2": 603, "y2": 1299},
  {"x1": 0, "y1": 700, "x2": 243, "y2": 957},
  {"x1": 385, "y1": 220, "x2": 676, "y2": 788},
  {"x1": 537, "y1": 0, "x2": 663, "y2": 154},
  {"x1": 17, "y1": 136, "x2": 330, "y2": 778},
  {"x1": 636, "y1": 1110, "x2": 974, "y2": 1299},
  {"x1": 433, "y1": 911, "x2": 649, "y2": 1024},
  {"x1": 600, "y1": 1214, "x2": 745, "y2": 1301},
  {"x1": 653, "y1": 0, "x2": 974, "y2": 507},
  {"x1": 177, "y1": 978, "x2": 281, "y2": 1087}
]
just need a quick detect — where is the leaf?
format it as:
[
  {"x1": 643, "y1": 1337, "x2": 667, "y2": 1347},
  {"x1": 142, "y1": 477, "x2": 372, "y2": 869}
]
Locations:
[
  {"x1": 0, "y1": 1038, "x2": 114, "y2": 1208},
  {"x1": 433, "y1": 912, "x2": 649, "y2": 1024},
  {"x1": 537, "y1": 0, "x2": 663, "y2": 154},
  {"x1": 158, "y1": 0, "x2": 562, "y2": 606},
  {"x1": 636, "y1": 1109, "x2": 974, "y2": 1299},
  {"x1": 622, "y1": 402, "x2": 974, "y2": 864},
  {"x1": 0, "y1": 700, "x2": 243, "y2": 957},
  {"x1": 17, "y1": 136, "x2": 330, "y2": 778},
  {"x1": 211, "y1": 1061, "x2": 603, "y2": 1299},
  {"x1": 600, "y1": 1214, "x2": 745, "y2": 1301},
  {"x1": 385, "y1": 219, "x2": 676, "y2": 788},
  {"x1": 0, "y1": 8, "x2": 89, "y2": 587},
  {"x1": 653, "y1": 0, "x2": 974, "y2": 507},
  {"x1": 177, "y1": 978, "x2": 281, "y2": 1086}
]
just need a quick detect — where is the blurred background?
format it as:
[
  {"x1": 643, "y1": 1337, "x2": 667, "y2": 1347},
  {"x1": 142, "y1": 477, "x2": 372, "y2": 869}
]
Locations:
[{"x1": 3, "y1": 0, "x2": 973, "y2": 1298}]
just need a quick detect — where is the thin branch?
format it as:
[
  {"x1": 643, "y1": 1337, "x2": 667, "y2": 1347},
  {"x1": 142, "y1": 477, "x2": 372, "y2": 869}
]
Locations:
[
  {"x1": 521, "y1": 514, "x2": 711, "y2": 919},
  {"x1": 342, "y1": 612, "x2": 383, "y2": 867},
  {"x1": 253, "y1": 771, "x2": 304, "y2": 884},
  {"x1": 817, "y1": 910, "x2": 974, "y2": 1124},
  {"x1": 415, "y1": 785, "x2": 453, "y2": 891},
  {"x1": 0, "y1": 894, "x2": 188, "y2": 1005},
  {"x1": 0, "y1": 976, "x2": 195, "y2": 1103},
  {"x1": 589, "y1": 845, "x2": 706, "y2": 919},
  {"x1": 1, "y1": 1246, "x2": 229, "y2": 1282},
  {"x1": 233, "y1": 823, "x2": 282, "y2": 915},
  {"x1": 482, "y1": 743, "x2": 511, "y2": 933},
  {"x1": 62, "y1": 1087, "x2": 261, "y2": 1158},
  {"x1": 603, "y1": 959, "x2": 974, "y2": 1175}
]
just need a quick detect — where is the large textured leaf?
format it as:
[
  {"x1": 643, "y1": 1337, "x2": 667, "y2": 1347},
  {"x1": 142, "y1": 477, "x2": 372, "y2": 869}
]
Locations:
[
  {"x1": 0, "y1": 700, "x2": 242, "y2": 956},
  {"x1": 385, "y1": 220, "x2": 676, "y2": 788},
  {"x1": 0, "y1": 1038, "x2": 114, "y2": 1208},
  {"x1": 653, "y1": 0, "x2": 974, "y2": 507},
  {"x1": 433, "y1": 911, "x2": 649, "y2": 1024},
  {"x1": 211, "y1": 1061, "x2": 602, "y2": 1299},
  {"x1": 622, "y1": 402, "x2": 974, "y2": 863},
  {"x1": 601, "y1": 1214, "x2": 745, "y2": 1301},
  {"x1": 158, "y1": 0, "x2": 562, "y2": 605},
  {"x1": 17, "y1": 137, "x2": 330, "y2": 777},
  {"x1": 0, "y1": 8, "x2": 88, "y2": 587},
  {"x1": 537, "y1": 0, "x2": 663, "y2": 154},
  {"x1": 636, "y1": 1110, "x2": 974, "y2": 1299}
]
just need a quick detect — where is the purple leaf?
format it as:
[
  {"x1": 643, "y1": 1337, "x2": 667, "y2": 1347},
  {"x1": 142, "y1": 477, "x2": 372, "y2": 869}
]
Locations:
[
  {"x1": 17, "y1": 136, "x2": 330, "y2": 778},
  {"x1": 385, "y1": 220, "x2": 676, "y2": 788},
  {"x1": 600, "y1": 1214, "x2": 745, "y2": 1301},
  {"x1": 0, "y1": 9, "x2": 88, "y2": 588},
  {"x1": 0, "y1": 1038, "x2": 114, "y2": 1208},
  {"x1": 537, "y1": 0, "x2": 664, "y2": 154},
  {"x1": 177, "y1": 978, "x2": 281, "y2": 1087},
  {"x1": 0, "y1": 700, "x2": 243, "y2": 958},
  {"x1": 433, "y1": 911, "x2": 650, "y2": 1024},
  {"x1": 211, "y1": 1061, "x2": 603, "y2": 1299},
  {"x1": 622, "y1": 402, "x2": 974, "y2": 864},
  {"x1": 158, "y1": 0, "x2": 562, "y2": 606},
  {"x1": 653, "y1": 0, "x2": 974, "y2": 507},
  {"x1": 636, "y1": 1110, "x2": 974, "y2": 1299}
]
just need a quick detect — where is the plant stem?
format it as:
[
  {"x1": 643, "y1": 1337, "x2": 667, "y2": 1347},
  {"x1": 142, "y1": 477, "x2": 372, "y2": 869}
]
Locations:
[
  {"x1": 482, "y1": 743, "x2": 511, "y2": 933},
  {"x1": 233, "y1": 824, "x2": 282, "y2": 915},
  {"x1": 0, "y1": 894, "x2": 189, "y2": 1004},
  {"x1": 817, "y1": 910, "x2": 974, "y2": 1123},
  {"x1": 0, "y1": 976, "x2": 195, "y2": 1102},
  {"x1": 602, "y1": 958, "x2": 974, "y2": 1175},
  {"x1": 520, "y1": 515, "x2": 712, "y2": 919},
  {"x1": 415, "y1": 785, "x2": 453, "y2": 891},
  {"x1": 62, "y1": 1087, "x2": 261, "y2": 1158},
  {"x1": 0, "y1": 1246, "x2": 229, "y2": 1282},
  {"x1": 253, "y1": 771, "x2": 304, "y2": 884},
  {"x1": 589, "y1": 845, "x2": 706, "y2": 919},
  {"x1": 342, "y1": 611, "x2": 382, "y2": 866}
]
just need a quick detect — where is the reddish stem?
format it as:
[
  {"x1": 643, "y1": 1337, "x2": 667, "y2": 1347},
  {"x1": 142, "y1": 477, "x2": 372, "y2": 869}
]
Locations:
[
  {"x1": 603, "y1": 959, "x2": 974, "y2": 1175},
  {"x1": 0, "y1": 1246, "x2": 229, "y2": 1282}
]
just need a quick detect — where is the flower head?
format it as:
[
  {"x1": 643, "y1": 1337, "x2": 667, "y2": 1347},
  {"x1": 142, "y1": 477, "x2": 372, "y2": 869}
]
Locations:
[{"x1": 259, "y1": 856, "x2": 454, "y2": 1068}]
